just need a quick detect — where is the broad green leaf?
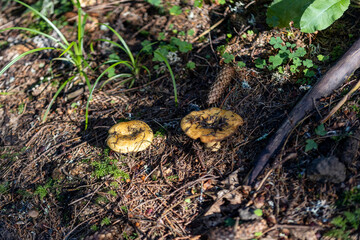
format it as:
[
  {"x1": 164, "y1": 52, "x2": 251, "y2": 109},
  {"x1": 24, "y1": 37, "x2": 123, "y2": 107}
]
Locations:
[
  {"x1": 315, "y1": 124, "x2": 327, "y2": 136},
  {"x1": 300, "y1": 0, "x2": 350, "y2": 33},
  {"x1": 254, "y1": 209, "x2": 263, "y2": 217},
  {"x1": 269, "y1": 55, "x2": 283, "y2": 68},
  {"x1": 266, "y1": 0, "x2": 314, "y2": 28},
  {"x1": 305, "y1": 139, "x2": 318, "y2": 152}
]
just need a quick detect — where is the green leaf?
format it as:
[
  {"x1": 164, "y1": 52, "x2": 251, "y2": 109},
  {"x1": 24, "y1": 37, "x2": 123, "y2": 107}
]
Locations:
[
  {"x1": 266, "y1": 0, "x2": 314, "y2": 28},
  {"x1": 237, "y1": 61, "x2": 246, "y2": 68},
  {"x1": 317, "y1": 54, "x2": 325, "y2": 61},
  {"x1": 187, "y1": 29, "x2": 195, "y2": 36},
  {"x1": 305, "y1": 139, "x2": 318, "y2": 152},
  {"x1": 300, "y1": 0, "x2": 350, "y2": 33},
  {"x1": 292, "y1": 57, "x2": 302, "y2": 67},
  {"x1": 269, "y1": 37, "x2": 283, "y2": 49},
  {"x1": 153, "y1": 48, "x2": 168, "y2": 62},
  {"x1": 269, "y1": 54, "x2": 283, "y2": 68},
  {"x1": 303, "y1": 59, "x2": 314, "y2": 68},
  {"x1": 331, "y1": 216, "x2": 346, "y2": 227},
  {"x1": 141, "y1": 40, "x2": 153, "y2": 53},
  {"x1": 147, "y1": 0, "x2": 162, "y2": 7},
  {"x1": 186, "y1": 61, "x2": 196, "y2": 70},
  {"x1": 254, "y1": 209, "x2": 263, "y2": 217},
  {"x1": 304, "y1": 69, "x2": 315, "y2": 77},
  {"x1": 194, "y1": 0, "x2": 203, "y2": 7},
  {"x1": 315, "y1": 124, "x2": 327, "y2": 136},
  {"x1": 294, "y1": 47, "x2": 307, "y2": 57},
  {"x1": 169, "y1": 5, "x2": 182, "y2": 16},
  {"x1": 222, "y1": 52, "x2": 235, "y2": 64},
  {"x1": 170, "y1": 37, "x2": 192, "y2": 53},
  {"x1": 255, "y1": 58, "x2": 266, "y2": 69}
]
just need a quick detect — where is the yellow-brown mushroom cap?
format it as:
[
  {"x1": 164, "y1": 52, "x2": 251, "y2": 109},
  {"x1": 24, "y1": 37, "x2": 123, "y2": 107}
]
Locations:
[
  {"x1": 106, "y1": 120, "x2": 153, "y2": 153},
  {"x1": 180, "y1": 108, "x2": 243, "y2": 144}
]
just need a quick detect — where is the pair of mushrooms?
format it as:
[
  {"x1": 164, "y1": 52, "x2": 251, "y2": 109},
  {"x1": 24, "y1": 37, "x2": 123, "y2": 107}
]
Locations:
[{"x1": 106, "y1": 108, "x2": 243, "y2": 153}]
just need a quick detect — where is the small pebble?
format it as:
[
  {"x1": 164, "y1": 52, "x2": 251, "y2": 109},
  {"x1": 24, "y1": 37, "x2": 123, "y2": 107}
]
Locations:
[{"x1": 28, "y1": 210, "x2": 39, "y2": 218}]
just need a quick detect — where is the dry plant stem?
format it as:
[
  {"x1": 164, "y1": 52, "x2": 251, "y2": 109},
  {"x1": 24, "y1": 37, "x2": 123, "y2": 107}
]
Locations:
[
  {"x1": 245, "y1": 36, "x2": 360, "y2": 185},
  {"x1": 191, "y1": 18, "x2": 226, "y2": 43},
  {"x1": 321, "y1": 77, "x2": 360, "y2": 123}
]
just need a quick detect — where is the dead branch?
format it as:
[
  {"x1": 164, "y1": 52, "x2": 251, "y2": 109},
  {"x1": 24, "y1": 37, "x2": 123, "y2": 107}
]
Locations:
[{"x1": 245, "y1": 36, "x2": 360, "y2": 185}]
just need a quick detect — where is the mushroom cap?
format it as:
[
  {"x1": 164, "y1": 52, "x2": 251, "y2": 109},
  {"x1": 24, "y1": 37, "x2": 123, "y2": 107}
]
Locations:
[
  {"x1": 180, "y1": 108, "x2": 243, "y2": 144},
  {"x1": 106, "y1": 120, "x2": 153, "y2": 153}
]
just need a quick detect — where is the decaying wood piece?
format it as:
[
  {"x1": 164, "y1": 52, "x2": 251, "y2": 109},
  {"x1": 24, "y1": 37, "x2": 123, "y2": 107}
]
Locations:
[{"x1": 245, "y1": 37, "x2": 360, "y2": 185}]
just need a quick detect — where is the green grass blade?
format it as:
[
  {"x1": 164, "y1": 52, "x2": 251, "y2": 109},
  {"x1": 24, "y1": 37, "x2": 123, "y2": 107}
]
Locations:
[
  {"x1": 85, "y1": 62, "x2": 124, "y2": 129},
  {"x1": 1, "y1": 27, "x2": 58, "y2": 44},
  {"x1": 136, "y1": 41, "x2": 158, "y2": 62},
  {"x1": 99, "y1": 24, "x2": 135, "y2": 65},
  {"x1": 155, "y1": 52, "x2": 178, "y2": 105},
  {"x1": 81, "y1": 71, "x2": 92, "y2": 90},
  {"x1": 59, "y1": 42, "x2": 75, "y2": 57},
  {"x1": 95, "y1": 39, "x2": 127, "y2": 53},
  {"x1": 141, "y1": 65, "x2": 151, "y2": 79},
  {"x1": 0, "y1": 47, "x2": 54, "y2": 75},
  {"x1": 52, "y1": 57, "x2": 76, "y2": 65},
  {"x1": 14, "y1": 0, "x2": 69, "y2": 45},
  {"x1": 42, "y1": 75, "x2": 75, "y2": 122},
  {"x1": 100, "y1": 73, "x2": 133, "y2": 88}
]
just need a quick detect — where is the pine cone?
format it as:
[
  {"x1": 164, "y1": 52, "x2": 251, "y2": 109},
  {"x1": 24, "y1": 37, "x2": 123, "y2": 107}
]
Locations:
[
  {"x1": 207, "y1": 65, "x2": 236, "y2": 106},
  {"x1": 84, "y1": 226, "x2": 121, "y2": 240}
]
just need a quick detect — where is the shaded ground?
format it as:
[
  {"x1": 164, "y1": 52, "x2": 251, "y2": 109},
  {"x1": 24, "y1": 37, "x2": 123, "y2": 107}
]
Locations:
[{"x1": 1, "y1": 0, "x2": 360, "y2": 239}]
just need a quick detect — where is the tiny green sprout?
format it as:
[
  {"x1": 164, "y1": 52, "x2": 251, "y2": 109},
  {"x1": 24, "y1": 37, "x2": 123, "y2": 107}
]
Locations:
[
  {"x1": 302, "y1": 59, "x2": 313, "y2": 68},
  {"x1": 218, "y1": 0, "x2": 226, "y2": 4},
  {"x1": 315, "y1": 124, "x2": 327, "y2": 136},
  {"x1": 184, "y1": 198, "x2": 191, "y2": 203},
  {"x1": 255, "y1": 58, "x2": 267, "y2": 69},
  {"x1": 141, "y1": 40, "x2": 153, "y2": 53},
  {"x1": 254, "y1": 208, "x2": 263, "y2": 217},
  {"x1": 101, "y1": 217, "x2": 111, "y2": 226},
  {"x1": 120, "y1": 206, "x2": 128, "y2": 213},
  {"x1": 90, "y1": 224, "x2": 99, "y2": 231},
  {"x1": 227, "y1": 33, "x2": 232, "y2": 38},
  {"x1": 247, "y1": 30, "x2": 254, "y2": 35},
  {"x1": 317, "y1": 54, "x2": 324, "y2": 61},
  {"x1": 237, "y1": 61, "x2": 246, "y2": 68},
  {"x1": 110, "y1": 181, "x2": 119, "y2": 188},
  {"x1": 241, "y1": 33, "x2": 247, "y2": 38},
  {"x1": 169, "y1": 5, "x2": 182, "y2": 16},
  {"x1": 108, "y1": 190, "x2": 117, "y2": 197},
  {"x1": 158, "y1": 32, "x2": 166, "y2": 41},
  {"x1": 187, "y1": 29, "x2": 195, "y2": 36},
  {"x1": 222, "y1": 52, "x2": 235, "y2": 64},
  {"x1": 17, "y1": 103, "x2": 25, "y2": 114},
  {"x1": 269, "y1": 37, "x2": 283, "y2": 49},
  {"x1": 194, "y1": 0, "x2": 203, "y2": 8},
  {"x1": 305, "y1": 139, "x2": 318, "y2": 152},
  {"x1": 254, "y1": 232, "x2": 263, "y2": 237},
  {"x1": 186, "y1": 61, "x2": 196, "y2": 70},
  {"x1": 171, "y1": 37, "x2": 193, "y2": 53}
]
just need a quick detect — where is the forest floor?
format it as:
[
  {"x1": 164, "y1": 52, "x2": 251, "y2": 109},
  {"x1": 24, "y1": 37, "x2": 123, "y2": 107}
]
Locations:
[{"x1": 1, "y1": 0, "x2": 360, "y2": 239}]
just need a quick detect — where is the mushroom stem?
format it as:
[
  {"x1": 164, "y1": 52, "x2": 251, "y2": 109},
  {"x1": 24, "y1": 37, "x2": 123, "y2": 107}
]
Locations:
[{"x1": 205, "y1": 142, "x2": 221, "y2": 151}]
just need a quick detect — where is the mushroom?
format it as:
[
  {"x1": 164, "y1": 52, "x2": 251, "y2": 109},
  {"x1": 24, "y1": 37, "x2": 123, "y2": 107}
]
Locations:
[
  {"x1": 106, "y1": 120, "x2": 153, "y2": 153},
  {"x1": 180, "y1": 108, "x2": 243, "y2": 151}
]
